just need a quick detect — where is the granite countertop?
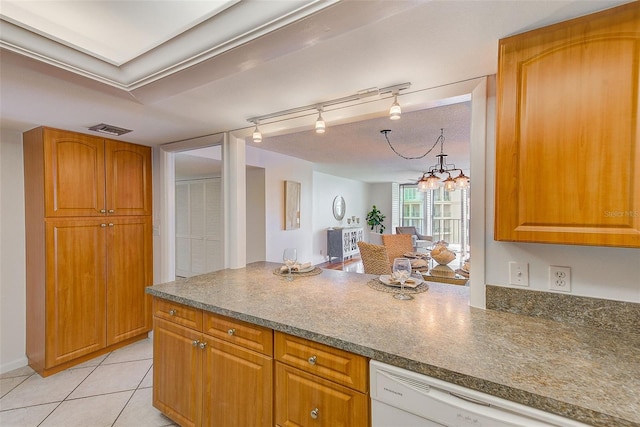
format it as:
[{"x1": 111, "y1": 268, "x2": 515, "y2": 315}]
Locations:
[{"x1": 146, "y1": 262, "x2": 640, "y2": 427}]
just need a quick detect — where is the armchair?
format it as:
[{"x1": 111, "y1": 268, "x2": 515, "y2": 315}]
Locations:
[{"x1": 396, "y1": 226, "x2": 432, "y2": 251}]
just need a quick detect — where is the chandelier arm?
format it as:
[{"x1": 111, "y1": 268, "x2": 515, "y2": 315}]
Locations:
[{"x1": 381, "y1": 130, "x2": 439, "y2": 160}]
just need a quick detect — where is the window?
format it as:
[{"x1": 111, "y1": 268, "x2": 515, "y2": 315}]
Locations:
[{"x1": 399, "y1": 184, "x2": 470, "y2": 261}]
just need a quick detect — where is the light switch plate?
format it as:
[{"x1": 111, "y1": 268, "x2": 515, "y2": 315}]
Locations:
[{"x1": 509, "y1": 262, "x2": 529, "y2": 286}]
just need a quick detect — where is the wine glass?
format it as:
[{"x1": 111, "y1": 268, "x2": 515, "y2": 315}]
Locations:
[
  {"x1": 392, "y1": 258, "x2": 413, "y2": 300},
  {"x1": 283, "y1": 248, "x2": 297, "y2": 281}
]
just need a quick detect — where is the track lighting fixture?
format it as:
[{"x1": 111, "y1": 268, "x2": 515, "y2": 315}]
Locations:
[
  {"x1": 315, "y1": 109, "x2": 326, "y2": 134},
  {"x1": 389, "y1": 93, "x2": 401, "y2": 120},
  {"x1": 252, "y1": 121, "x2": 262, "y2": 143},
  {"x1": 246, "y1": 82, "x2": 411, "y2": 140}
]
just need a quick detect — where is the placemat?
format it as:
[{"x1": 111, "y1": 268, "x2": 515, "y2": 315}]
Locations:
[
  {"x1": 273, "y1": 267, "x2": 323, "y2": 277},
  {"x1": 367, "y1": 278, "x2": 430, "y2": 294}
]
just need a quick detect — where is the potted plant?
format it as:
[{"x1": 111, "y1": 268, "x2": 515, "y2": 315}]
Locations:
[{"x1": 366, "y1": 205, "x2": 386, "y2": 234}]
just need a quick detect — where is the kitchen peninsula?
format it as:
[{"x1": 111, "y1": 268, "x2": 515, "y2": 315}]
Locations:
[{"x1": 146, "y1": 262, "x2": 639, "y2": 427}]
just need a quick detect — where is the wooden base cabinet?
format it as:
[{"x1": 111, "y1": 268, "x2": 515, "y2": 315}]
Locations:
[
  {"x1": 274, "y1": 332, "x2": 369, "y2": 427},
  {"x1": 24, "y1": 127, "x2": 153, "y2": 376},
  {"x1": 275, "y1": 363, "x2": 369, "y2": 427},
  {"x1": 153, "y1": 317, "x2": 203, "y2": 427},
  {"x1": 152, "y1": 298, "x2": 273, "y2": 427}
]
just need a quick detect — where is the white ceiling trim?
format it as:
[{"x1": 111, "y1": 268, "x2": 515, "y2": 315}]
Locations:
[{"x1": 0, "y1": 0, "x2": 339, "y2": 90}]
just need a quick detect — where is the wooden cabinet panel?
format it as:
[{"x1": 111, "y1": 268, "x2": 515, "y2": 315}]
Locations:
[
  {"x1": 275, "y1": 332, "x2": 368, "y2": 392},
  {"x1": 154, "y1": 298, "x2": 202, "y2": 330},
  {"x1": 45, "y1": 219, "x2": 107, "y2": 367},
  {"x1": 203, "y1": 311, "x2": 273, "y2": 356},
  {"x1": 41, "y1": 128, "x2": 106, "y2": 218},
  {"x1": 153, "y1": 318, "x2": 202, "y2": 427},
  {"x1": 105, "y1": 140, "x2": 152, "y2": 216},
  {"x1": 106, "y1": 217, "x2": 152, "y2": 345},
  {"x1": 202, "y1": 337, "x2": 273, "y2": 427},
  {"x1": 495, "y1": 2, "x2": 640, "y2": 247},
  {"x1": 275, "y1": 363, "x2": 369, "y2": 427}
]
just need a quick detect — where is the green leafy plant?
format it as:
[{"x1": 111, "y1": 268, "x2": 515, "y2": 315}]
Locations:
[{"x1": 366, "y1": 205, "x2": 386, "y2": 233}]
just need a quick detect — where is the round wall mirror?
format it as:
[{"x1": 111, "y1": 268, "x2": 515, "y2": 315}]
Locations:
[{"x1": 332, "y1": 196, "x2": 346, "y2": 220}]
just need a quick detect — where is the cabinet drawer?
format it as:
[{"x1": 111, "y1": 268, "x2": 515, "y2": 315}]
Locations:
[
  {"x1": 203, "y1": 312, "x2": 273, "y2": 356},
  {"x1": 275, "y1": 332, "x2": 368, "y2": 392},
  {"x1": 275, "y1": 362, "x2": 369, "y2": 427},
  {"x1": 154, "y1": 298, "x2": 202, "y2": 331}
]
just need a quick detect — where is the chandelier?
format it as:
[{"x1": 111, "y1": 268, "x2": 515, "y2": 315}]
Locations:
[{"x1": 381, "y1": 128, "x2": 470, "y2": 192}]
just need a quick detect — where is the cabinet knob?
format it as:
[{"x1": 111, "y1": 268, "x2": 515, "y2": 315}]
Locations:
[
  {"x1": 108, "y1": 209, "x2": 115, "y2": 213},
  {"x1": 227, "y1": 328, "x2": 236, "y2": 336},
  {"x1": 108, "y1": 223, "x2": 114, "y2": 227},
  {"x1": 199, "y1": 341, "x2": 207, "y2": 349},
  {"x1": 100, "y1": 223, "x2": 107, "y2": 228},
  {"x1": 310, "y1": 408, "x2": 319, "y2": 419},
  {"x1": 308, "y1": 355, "x2": 317, "y2": 365},
  {"x1": 100, "y1": 209, "x2": 106, "y2": 213},
  {"x1": 192, "y1": 340, "x2": 199, "y2": 347},
  {"x1": 169, "y1": 309, "x2": 177, "y2": 316}
]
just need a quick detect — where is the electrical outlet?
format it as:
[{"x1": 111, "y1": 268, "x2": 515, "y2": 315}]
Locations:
[
  {"x1": 549, "y1": 266, "x2": 571, "y2": 292},
  {"x1": 509, "y1": 262, "x2": 529, "y2": 286}
]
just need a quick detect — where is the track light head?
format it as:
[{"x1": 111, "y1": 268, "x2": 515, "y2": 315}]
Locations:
[
  {"x1": 389, "y1": 94, "x2": 401, "y2": 120},
  {"x1": 315, "y1": 110, "x2": 326, "y2": 134},
  {"x1": 252, "y1": 121, "x2": 262, "y2": 143}
]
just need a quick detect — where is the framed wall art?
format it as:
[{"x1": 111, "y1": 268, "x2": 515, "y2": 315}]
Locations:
[{"x1": 284, "y1": 180, "x2": 301, "y2": 230}]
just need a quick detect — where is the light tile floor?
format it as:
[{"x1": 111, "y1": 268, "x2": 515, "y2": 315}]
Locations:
[{"x1": 0, "y1": 338, "x2": 176, "y2": 427}]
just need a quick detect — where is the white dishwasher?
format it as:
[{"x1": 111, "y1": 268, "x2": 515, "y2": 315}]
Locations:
[{"x1": 370, "y1": 361, "x2": 589, "y2": 427}]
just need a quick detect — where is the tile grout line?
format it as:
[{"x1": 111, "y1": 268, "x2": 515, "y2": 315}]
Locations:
[
  {"x1": 110, "y1": 361, "x2": 154, "y2": 426},
  {"x1": 35, "y1": 352, "x2": 110, "y2": 426}
]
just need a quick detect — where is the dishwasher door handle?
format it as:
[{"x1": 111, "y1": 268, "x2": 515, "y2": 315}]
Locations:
[{"x1": 448, "y1": 391, "x2": 491, "y2": 407}]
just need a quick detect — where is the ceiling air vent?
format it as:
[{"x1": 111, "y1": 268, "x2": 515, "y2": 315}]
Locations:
[{"x1": 88, "y1": 123, "x2": 132, "y2": 136}]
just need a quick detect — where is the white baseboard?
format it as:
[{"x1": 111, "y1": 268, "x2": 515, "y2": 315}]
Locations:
[{"x1": 0, "y1": 355, "x2": 29, "y2": 375}]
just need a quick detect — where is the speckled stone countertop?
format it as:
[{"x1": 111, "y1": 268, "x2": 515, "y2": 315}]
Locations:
[{"x1": 147, "y1": 262, "x2": 640, "y2": 427}]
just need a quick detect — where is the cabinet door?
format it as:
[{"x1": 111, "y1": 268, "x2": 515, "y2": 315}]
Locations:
[
  {"x1": 44, "y1": 129, "x2": 106, "y2": 217},
  {"x1": 495, "y1": 3, "x2": 640, "y2": 247},
  {"x1": 105, "y1": 140, "x2": 152, "y2": 216},
  {"x1": 202, "y1": 337, "x2": 273, "y2": 427},
  {"x1": 153, "y1": 318, "x2": 202, "y2": 427},
  {"x1": 275, "y1": 363, "x2": 369, "y2": 427},
  {"x1": 45, "y1": 219, "x2": 106, "y2": 368},
  {"x1": 106, "y1": 217, "x2": 152, "y2": 345}
]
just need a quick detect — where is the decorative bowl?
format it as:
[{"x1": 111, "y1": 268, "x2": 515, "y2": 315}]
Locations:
[{"x1": 430, "y1": 244, "x2": 456, "y2": 265}]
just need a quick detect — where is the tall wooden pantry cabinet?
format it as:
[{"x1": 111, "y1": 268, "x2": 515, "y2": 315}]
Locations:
[{"x1": 23, "y1": 127, "x2": 153, "y2": 377}]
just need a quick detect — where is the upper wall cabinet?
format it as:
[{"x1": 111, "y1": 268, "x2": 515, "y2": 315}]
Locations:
[
  {"x1": 26, "y1": 127, "x2": 152, "y2": 217},
  {"x1": 495, "y1": 2, "x2": 640, "y2": 248}
]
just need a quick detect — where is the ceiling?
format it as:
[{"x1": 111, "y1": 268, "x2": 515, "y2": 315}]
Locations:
[{"x1": 0, "y1": 0, "x2": 630, "y2": 183}]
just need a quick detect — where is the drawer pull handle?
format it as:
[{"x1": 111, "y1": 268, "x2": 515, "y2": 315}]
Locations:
[
  {"x1": 310, "y1": 408, "x2": 319, "y2": 419},
  {"x1": 199, "y1": 341, "x2": 207, "y2": 349},
  {"x1": 169, "y1": 309, "x2": 177, "y2": 316},
  {"x1": 228, "y1": 328, "x2": 236, "y2": 336},
  {"x1": 308, "y1": 355, "x2": 317, "y2": 365},
  {"x1": 192, "y1": 340, "x2": 199, "y2": 347}
]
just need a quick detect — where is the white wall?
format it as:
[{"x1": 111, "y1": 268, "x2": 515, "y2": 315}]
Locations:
[
  {"x1": 311, "y1": 171, "x2": 369, "y2": 265},
  {"x1": 369, "y1": 183, "x2": 394, "y2": 234},
  {"x1": 246, "y1": 167, "x2": 266, "y2": 263},
  {"x1": 245, "y1": 146, "x2": 314, "y2": 264},
  {"x1": 0, "y1": 130, "x2": 27, "y2": 373}
]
